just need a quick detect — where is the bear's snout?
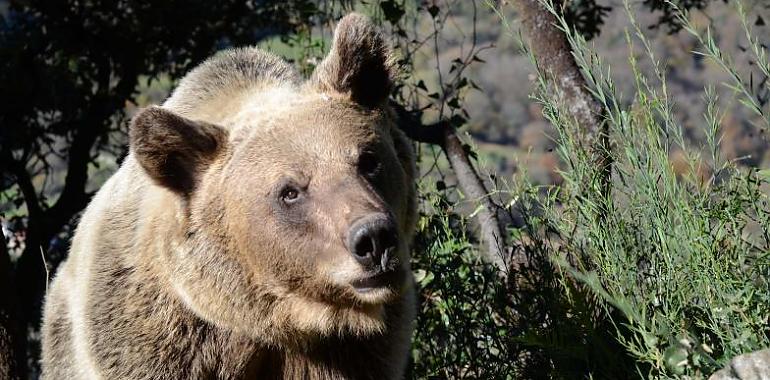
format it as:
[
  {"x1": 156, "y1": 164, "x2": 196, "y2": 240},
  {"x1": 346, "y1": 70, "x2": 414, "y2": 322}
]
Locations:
[{"x1": 346, "y1": 215, "x2": 399, "y2": 273}]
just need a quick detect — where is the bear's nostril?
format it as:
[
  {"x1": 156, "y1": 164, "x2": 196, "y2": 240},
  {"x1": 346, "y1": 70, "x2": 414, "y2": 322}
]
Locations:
[
  {"x1": 347, "y1": 216, "x2": 399, "y2": 271},
  {"x1": 379, "y1": 229, "x2": 397, "y2": 252},
  {"x1": 354, "y1": 235, "x2": 375, "y2": 258}
]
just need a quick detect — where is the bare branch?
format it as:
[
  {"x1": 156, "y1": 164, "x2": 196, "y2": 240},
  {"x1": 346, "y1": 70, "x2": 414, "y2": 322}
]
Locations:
[
  {"x1": 5, "y1": 157, "x2": 43, "y2": 221},
  {"x1": 391, "y1": 101, "x2": 514, "y2": 272},
  {"x1": 48, "y1": 71, "x2": 137, "y2": 234},
  {"x1": 517, "y1": 0, "x2": 602, "y2": 135},
  {"x1": 441, "y1": 129, "x2": 509, "y2": 271},
  {"x1": 390, "y1": 101, "x2": 446, "y2": 145}
]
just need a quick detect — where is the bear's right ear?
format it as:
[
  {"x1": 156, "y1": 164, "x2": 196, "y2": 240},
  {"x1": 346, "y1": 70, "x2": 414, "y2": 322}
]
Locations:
[
  {"x1": 129, "y1": 106, "x2": 227, "y2": 195},
  {"x1": 310, "y1": 13, "x2": 393, "y2": 107}
]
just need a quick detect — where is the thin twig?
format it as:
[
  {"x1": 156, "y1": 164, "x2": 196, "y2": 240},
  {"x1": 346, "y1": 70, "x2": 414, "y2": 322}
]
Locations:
[{"x1": 39, "y1": 246, "x2": 49, "y2": 294}]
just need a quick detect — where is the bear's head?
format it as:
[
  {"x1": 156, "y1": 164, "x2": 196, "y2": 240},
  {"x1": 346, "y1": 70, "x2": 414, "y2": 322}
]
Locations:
[{"x1": 128, "y1": 13, "x2": 416, "y2": 344}]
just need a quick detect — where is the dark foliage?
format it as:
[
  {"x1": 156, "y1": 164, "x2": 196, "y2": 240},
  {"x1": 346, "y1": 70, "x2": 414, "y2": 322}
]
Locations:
[
  {"x1": 408, "y1": 186, "x2": 639, "y2": 379},
  {"x1": 563, "y1": 0, "x2": 612, "y2": 40},
  {"x1": 561, "y1": 0, "x2": 723, "y2": 39},
  {"x1": 642, "y1": 0, "x2": 721, "y2": 32}
]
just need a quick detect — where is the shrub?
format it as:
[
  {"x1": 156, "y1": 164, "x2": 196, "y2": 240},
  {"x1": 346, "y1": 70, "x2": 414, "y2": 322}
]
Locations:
[{"x1": 408, "y1": 1, "x2": 770, "y2": 378}]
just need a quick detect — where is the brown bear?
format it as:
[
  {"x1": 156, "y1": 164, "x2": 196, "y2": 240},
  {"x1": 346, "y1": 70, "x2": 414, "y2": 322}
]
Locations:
[{"x1": 40, "y1": 13, "x2": 417, "y2": 380}]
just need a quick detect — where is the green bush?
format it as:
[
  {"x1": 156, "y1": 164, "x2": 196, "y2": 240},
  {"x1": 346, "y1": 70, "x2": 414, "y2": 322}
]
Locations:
[
  {"x1": 409, "y1": 179, "x2": 639, "y2": 379},
  {"x1": 533, "y1": 1, "x2": 770, "y2": 377},
  {"x1": 407, "y1": 1, "x2": 770, "y2": 378}
]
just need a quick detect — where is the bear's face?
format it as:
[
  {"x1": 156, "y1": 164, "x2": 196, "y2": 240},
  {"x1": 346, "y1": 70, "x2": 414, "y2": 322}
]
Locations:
[
  {"x1": 129, "y1": 14, "x2": 416, "y2": 342},
  {"x1": 219, "y1": 100, "x2": 412, "y2": 306}
]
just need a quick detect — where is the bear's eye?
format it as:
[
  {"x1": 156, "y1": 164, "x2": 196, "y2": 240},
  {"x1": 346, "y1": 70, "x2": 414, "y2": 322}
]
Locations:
[
  {"x1": 280, "y1": 186, "x2": 301, "y2": 205},
  {"x1": 358, "y1": 152, "x2": 381, "y2": 177}
]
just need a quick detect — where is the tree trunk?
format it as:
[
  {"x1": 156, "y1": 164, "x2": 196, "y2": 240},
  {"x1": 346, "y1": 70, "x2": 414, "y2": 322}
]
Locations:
[
  {"x1": 391, "y1": 102, "x2": 516, "y2": 272},
  {"x1": 15, "y1": 231, "x2": 48, "y2": 336},
  {"x1": 0, "y1": 238, "x2": 24, "y2": 380},
  {"x1": 515, "y1": 0, "x2": 611, "y2": 193},
  {"x1": 441, "y1": 129, "x2": 509, "y2": 271}
]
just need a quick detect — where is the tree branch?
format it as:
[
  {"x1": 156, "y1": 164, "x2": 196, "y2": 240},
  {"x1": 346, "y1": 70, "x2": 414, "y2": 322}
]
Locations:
[
  {"x1": 391, "y1": 101, "x2": 513, "y2": 272},
  {"x1": 47, "y1": 70, "x2": 137, "y2": 236},
  {"x1": 0, "y1": 237, "x2": 24, "y2": 380},
  {"x1": 515, "y1": 0, "x2": 611, "y2": 192},
  {"x1": 6, "y1": 157, "x2": 43, "y2": 222},
  {"x1": 390, "y1": 101, "x2": 446, "y2": 145},
  {"x1": 441, "y1": 129, "x2": 509, "y2": 271},
  {"x1": 46, "y1": 123, "x2": 98, "y2": 233}
]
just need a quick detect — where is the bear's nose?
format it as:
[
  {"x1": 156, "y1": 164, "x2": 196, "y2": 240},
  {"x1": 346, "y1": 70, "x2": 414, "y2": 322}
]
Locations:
[{"x1": 347, "y1": 215, "x2": 398, "y2": 272}]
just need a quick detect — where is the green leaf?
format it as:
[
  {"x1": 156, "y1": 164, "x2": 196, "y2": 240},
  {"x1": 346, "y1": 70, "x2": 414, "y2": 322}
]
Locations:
[
  {"x1": 664, "y1": 344, "x2": 688, "y2": 375},
  {"x1": 456, "y1": 77, "x2": 468, "y2": 89},
  {"x1": 756, "y1": 169, "x2": 770, "y2": 182},
  {"x1": 419, "y1": 271, "x2": 435, "y2": 287}
]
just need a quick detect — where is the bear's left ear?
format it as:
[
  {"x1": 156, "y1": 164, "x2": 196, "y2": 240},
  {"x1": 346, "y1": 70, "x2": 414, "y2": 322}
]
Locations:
[
  {"x1": 310, "y1": 13, "x2": 393, "y2": 107},
  {"x1": 129, "y1": 106, "x2": 228, "y2": 196}
]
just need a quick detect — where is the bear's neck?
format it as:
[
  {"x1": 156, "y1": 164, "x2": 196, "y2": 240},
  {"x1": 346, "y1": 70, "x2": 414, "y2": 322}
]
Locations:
[
  {"x1": 208, "y1": 286, "x2": 413, "y2": 379},
  {"x1": 241, "y1": 338, "x2": 404, "y2": 380},
  {"x1": 167, "y1": 282, "x2": 413, "y2": 380},
  {"x1": 102, "y1": 261, "x2": 407, "y2": 380}
]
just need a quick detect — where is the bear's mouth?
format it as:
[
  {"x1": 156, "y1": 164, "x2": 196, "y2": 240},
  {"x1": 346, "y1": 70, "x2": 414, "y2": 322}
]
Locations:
[{"x1": 351, "y1": 267, "x2": 405, "y2": 293}]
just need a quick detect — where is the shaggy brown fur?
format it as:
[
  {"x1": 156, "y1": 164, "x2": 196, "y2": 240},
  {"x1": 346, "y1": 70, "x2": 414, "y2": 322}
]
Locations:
[{"x1": 40, "y1": 13, "x2": 417, "y2": 380}]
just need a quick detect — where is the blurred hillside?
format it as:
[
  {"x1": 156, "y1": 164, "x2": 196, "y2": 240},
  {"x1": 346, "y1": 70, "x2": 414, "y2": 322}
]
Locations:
[
  {"x1": 404, "y1": 0, "x2": 770, "y2": 185},
  {"x1": 103, "y1": 0, "x2": 770, "y2": 191}
]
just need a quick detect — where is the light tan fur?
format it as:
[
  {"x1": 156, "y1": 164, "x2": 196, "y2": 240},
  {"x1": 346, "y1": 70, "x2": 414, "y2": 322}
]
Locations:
[{"x1": 41, "y1": 13, "x2": 417, "y2": 380}]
